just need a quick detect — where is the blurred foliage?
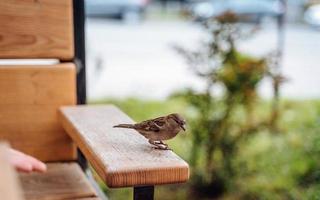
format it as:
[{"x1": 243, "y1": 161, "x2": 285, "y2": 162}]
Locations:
[
  {"x1": 90, "y1": 12, "x2": 317, "y2": 200},
  {"x1": 90, "y1": 98, "x2": 320, "y2": 199},
  {"x1": 172, "y1": 12, "x2": 279, "y2": 198}
]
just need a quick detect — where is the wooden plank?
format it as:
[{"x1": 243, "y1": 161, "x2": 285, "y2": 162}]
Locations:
[
  {"x1": 0, "y1": 63, "x2": 77, "y2": 162},
  {"x1": 20, "y1": 163, "x2": 97, "y2": 200},
  {"x1": 0, "y1": 0, "x2": 74, "y2": 59},
  {"x1": 0, "y1": 64, "x2": 76, "y2": 105},
  {"x1": 59, "y1": 105, "x2": 190, "y2": 188},
  {"x1": 0, "y1": 143, "x2": 25, "y2": 200}
]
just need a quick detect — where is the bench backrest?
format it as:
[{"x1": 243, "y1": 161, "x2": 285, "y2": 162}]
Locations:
[
  {"x1": 0, "y1": 0, "x2": 77, "y2": 162},
  {"x1": 0, "y1": 0, "x2": 74, "y2": 59}
]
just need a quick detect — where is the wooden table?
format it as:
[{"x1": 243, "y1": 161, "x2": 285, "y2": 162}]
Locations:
[{"x1": 59, "y1": 105, "x2": 189, "y2": 197}]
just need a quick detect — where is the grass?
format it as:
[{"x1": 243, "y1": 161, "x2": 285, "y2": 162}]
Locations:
[{"x1": 89, "y1": 97, "x2": 320, "y2": 200}]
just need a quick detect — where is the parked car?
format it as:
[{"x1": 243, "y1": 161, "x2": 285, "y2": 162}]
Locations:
[
  {"x1": 188, "y1": 0, "x2": 284, "y2": 23},
  {"x1": 304, "y1": 4, "x2": 320, "y2": 27},
  {"x1": 85, "y1": 0, "x2": 149, "y2": 21}
]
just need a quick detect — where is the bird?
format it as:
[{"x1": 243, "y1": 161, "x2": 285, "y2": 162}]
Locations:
[{"x1": 113, "y1": 113, "x2": 186, "y2": 150}]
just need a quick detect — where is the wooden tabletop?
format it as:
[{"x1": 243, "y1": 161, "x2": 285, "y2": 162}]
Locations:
[{"x1": 59, "y1": 105, "x2": 189, "y2": 188}]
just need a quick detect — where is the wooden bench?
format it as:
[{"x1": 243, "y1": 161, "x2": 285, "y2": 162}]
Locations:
[{"x1": 0, "y1": 0, "x2": 189, "y2": 199}]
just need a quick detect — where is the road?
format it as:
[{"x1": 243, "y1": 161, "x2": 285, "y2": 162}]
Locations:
[{"x1": 86, "y1": 18, "x2": 320, "y2": 100}]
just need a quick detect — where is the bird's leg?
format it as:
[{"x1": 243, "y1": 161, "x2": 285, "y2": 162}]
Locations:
[
  {"x1": 149, "y1": 140, "x2": 171, "y2": 150},
  {"x1": 154, "y1": 145, "x2": 171, "y2": 150},
  {"x1": 148, "y1": 139, "x2": 157, "y2": 146},
  {"x1": 155, "y1": 141, "x2": 168, "y2": 147},
  {"x1": 149, "y1": 139, "x2": 162, "y2": 147}
]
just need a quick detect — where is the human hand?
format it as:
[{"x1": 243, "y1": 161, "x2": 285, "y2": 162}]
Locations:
[{"x1": 7, "y1": 148, "x2": 47, "y2": 173}]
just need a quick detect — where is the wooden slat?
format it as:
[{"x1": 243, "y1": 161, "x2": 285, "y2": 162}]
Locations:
[
  {"x1": 59, "y1": 105, "x2": 190, "y2": 188},
  {"x1": 0, "y1": 63, "x2": 77, "y2": 162},
  {"x1": 0, "y1": 143, "x2": 25, "y2": 200},
  {"x1": 20, "y1": 163, "x2": 97, "y2": 200},
  {"x1": 0, "y1": 0, "x2": 74, "y2": 59}
]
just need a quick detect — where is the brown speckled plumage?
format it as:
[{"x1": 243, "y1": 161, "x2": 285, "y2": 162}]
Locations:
[{"x1": 113, "y1": 113, "x2": 186, "y2": 150}]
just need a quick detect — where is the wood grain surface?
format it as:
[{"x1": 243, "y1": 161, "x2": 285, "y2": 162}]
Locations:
[
  {"x1": 19, "y1": 163, "x2": 97, "y2": 200},
  {"x1": 0, "y1": 143, "x2": 25, "y2": 200},
  {"x1": 59, "y1": 105, "x2": 190, "y2": 188},
  {"x1": 0, "y1": 63, "x2": 77, "y2": 162},
  {"x1": 0, "y1": 0, "x2": 74, "y2": 59}
]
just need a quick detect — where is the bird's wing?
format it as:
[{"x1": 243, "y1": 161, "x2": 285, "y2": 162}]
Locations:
[{"x1": 134, "y1": 117, "x2": 166, "y2": 132}]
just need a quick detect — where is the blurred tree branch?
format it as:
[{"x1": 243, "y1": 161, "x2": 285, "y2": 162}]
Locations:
[{"x1": 172, "y1": 11, "x2": 284, "y2": 198}]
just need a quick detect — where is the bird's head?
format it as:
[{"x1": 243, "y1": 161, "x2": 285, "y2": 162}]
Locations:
[{"x1": 168, "y1": 113, "x2": 186, "y2": 131}]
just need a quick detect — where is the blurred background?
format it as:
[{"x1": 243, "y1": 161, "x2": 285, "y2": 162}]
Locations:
[{"x1": 85, "y1": 0, "x2": 320, "y2": 199}]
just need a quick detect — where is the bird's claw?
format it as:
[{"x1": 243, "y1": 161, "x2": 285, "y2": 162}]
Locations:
[
  {"x1": 155, "y1": 141, "x2": 168, "y2": 146},
  {"x1": 153, "y1": 145, "x2": 171, "y2": 151}
]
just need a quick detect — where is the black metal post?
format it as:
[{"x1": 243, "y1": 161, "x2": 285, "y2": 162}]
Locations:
[
  {"x1": 73, "y1": 0, "x2": 88, "y2": 171},
  {"x1": 134, "y1": 186, "x2": 154, "y2": 200},
  {"x1": 73, "y1": 0, "x2": 87, "y2": 105}
]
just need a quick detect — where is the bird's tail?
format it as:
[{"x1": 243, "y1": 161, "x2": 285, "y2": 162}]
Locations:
[{"x1": 113, "y1": 124, "x2": 135, "y2": 129}]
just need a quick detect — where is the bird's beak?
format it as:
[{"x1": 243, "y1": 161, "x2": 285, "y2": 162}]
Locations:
[{"x1": 181, "y1": 124, "x2": 186, "y2": 131}]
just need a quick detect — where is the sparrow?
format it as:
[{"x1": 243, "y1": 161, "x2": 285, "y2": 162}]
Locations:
[{"x1": 113, "y1": 113, "x2": 186, "y2": 150}]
